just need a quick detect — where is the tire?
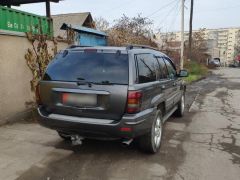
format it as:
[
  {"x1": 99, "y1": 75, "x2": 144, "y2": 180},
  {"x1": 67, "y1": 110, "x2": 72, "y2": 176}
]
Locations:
[
  {"x1": 138, "y1": 110, "x2": 163, "y2": 154},
  {"x1": 174, "y1": 93, "x2": 185, "y2": 117},
  {"x1": 57, "y1": 131, "x2": 71, "y2": 141}
]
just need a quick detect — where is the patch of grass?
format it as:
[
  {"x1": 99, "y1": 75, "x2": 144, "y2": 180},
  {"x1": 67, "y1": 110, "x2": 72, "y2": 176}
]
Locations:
[{"x1": 184, "y1": 61, "x2": 208, "y2": 83}]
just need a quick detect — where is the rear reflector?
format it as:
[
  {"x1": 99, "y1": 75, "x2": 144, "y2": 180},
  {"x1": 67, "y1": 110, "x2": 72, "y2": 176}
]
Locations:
[
  {"x1": 120, "y1": 127, "x2": 132, "y2": 132},
  {"x1": 126, "y1": 91, "x2": 143, "y2": 114}
]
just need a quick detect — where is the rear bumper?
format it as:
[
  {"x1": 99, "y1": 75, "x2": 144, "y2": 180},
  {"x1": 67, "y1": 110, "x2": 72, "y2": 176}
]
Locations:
[{"x1": 37, "y1": 107, "x2": 157, "y2": 139}]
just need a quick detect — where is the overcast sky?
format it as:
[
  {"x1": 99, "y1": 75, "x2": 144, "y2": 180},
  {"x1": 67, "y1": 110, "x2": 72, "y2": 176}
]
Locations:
[{"x1": 14, "y1": 0, "x2": 240, "y2": 32}]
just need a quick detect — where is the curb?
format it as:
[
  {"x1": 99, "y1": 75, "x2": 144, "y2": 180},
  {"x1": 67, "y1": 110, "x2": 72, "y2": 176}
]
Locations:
[{"x1": 188, "y1": 91, "x2": 200, "y2": 112}]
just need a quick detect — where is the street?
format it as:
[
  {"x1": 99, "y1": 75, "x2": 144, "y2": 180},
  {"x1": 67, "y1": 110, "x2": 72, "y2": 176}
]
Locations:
[{"x1": 0, "y1": 68, "x2": 239, "y2": 180}]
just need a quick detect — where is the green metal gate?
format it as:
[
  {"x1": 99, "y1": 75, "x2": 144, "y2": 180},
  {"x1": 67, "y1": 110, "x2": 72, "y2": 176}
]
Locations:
[{"x1": 0, "y1": 6, "x2": 53, "y2": 36}]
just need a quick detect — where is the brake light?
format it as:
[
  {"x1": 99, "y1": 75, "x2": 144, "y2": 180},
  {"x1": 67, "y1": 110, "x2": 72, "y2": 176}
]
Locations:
[
  {"x1": 62, "y1": 93, "x2": 69, "y2": 103},
  {"x1": 120, "y1": 127, "x2": 132, "y2": 132},
  {"x1": 35, "y1": 83, "x2": 42, "y2": 105},
  {"x1": 127, "y1": 91, "x2": 143, "y2": 113}
]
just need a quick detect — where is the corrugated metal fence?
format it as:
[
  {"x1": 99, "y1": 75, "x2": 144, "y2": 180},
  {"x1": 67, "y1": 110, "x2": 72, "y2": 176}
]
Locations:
[{"x1": 0, "y1": 6, "x2": 53, "y2": 36}]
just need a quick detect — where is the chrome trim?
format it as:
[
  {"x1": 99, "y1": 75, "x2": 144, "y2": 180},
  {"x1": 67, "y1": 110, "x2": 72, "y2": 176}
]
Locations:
[
  {"x1": 52, "y1": 88, "x2": 110, "y2": 95},
  {"x1": 38, "y1": 108, "x2": 114, "y2": 125}
]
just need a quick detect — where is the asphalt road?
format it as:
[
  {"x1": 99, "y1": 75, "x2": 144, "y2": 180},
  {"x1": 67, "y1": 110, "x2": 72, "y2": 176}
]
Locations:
[{"x1": 0, "y1": 68, "x2": 239, "y2": 180}]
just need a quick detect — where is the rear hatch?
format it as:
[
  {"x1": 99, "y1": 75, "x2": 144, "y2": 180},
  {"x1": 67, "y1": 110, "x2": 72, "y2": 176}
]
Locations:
[{"x1": 39, "y1": 48, "x2": 129, "y2": 121}]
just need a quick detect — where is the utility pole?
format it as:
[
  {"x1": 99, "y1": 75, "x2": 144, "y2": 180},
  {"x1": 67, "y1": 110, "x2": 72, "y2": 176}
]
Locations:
[
  {"x1": 180, "y1": 0, "x2": 185, "y2": 69},
  {"x1": 46, "y1": 0, "x2": 51, "y2": 18},
  {"x1": 188, "y1": 0, "x2": 194, "y2": 60}
]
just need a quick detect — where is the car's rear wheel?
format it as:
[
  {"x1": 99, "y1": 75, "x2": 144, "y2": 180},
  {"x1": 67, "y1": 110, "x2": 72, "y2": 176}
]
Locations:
[
  {"x1": 139, "y1": 110, "x2": 163, "y2": 153},
  {"x1": 57, "y1": 131, "x2": 71, "y2": 141},
  {"x1": 175, "y1": 93, "x2": 185, "y2": 117}
]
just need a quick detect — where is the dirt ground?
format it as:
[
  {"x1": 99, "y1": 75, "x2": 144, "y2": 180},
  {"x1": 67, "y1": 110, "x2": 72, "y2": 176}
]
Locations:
[{"x1": 0, "y1": 68, "x2": 239, "y2": 180}]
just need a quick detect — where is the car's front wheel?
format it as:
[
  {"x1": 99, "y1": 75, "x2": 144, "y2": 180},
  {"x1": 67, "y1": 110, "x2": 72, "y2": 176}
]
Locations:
[
  {"x1": 139, "y1": 110, "x2": 163, "y2": 153},
  {"x1": 175, "y1": 93, "x2": 185, "y2": 117}
]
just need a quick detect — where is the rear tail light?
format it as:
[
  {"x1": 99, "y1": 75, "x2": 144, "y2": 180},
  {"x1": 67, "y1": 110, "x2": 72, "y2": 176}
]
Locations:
[
  {"x1": 126, "y1": 91, "x2": 143, "y2": 114},
  {"x1": 120, "y1": 127, "x2": 132, "y2": 132},
  {"x1": 62, "y1": 93, "x2": 69, "y2": 104},
  {"x1": 35, "y1": 83, "x2": 42, "y2": 105}
]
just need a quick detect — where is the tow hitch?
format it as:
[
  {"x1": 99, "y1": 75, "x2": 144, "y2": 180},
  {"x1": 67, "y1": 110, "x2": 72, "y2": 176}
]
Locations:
[{"x1": 71, "y1": 135, "x2": 84, "y2": 146}]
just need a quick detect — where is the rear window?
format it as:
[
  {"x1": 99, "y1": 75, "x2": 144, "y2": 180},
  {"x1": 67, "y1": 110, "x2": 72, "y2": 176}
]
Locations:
[{"x1": 43, "y1": 51, "x2": 129, "y2": 84}]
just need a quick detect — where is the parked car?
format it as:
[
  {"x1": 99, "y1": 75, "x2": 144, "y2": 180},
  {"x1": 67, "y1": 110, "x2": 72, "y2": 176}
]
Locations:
[
  {"x1": 209, "y1": 58, "x2": 221, "y2": 67},
  {"x1": 229, "y1": 60, "x2": 240, "y2": 68},
  {"x1": 37, "y1": 45, "x2": 188, "y2": 153}
]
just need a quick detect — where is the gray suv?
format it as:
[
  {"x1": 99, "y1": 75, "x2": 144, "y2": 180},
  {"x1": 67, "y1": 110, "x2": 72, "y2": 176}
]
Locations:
[{"x1": 37, "y1": 45, "x2": 188, "y2": 153}]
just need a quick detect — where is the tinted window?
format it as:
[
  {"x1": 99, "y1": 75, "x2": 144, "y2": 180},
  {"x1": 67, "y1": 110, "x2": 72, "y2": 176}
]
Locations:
[
  {"x1": 164, "y1": 58, "x2": 177, "y2": 79},
  {"x1": 157, "y1": 57, "x2": 168, "y2": 79},
  {"x1": 43, "y1": 51, "x2": 129, "y2": 84},
  {"x1": 136, "y1": 54, "x2": 158, "y2": 83}
]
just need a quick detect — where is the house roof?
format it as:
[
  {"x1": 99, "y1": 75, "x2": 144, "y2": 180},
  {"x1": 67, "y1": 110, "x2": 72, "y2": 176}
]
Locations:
[
  {"x1": 52, "y1": 12, "x2": 95, "y2": 37},
  {"x1": 0, "y1": 0, "x2": 60, "y2": 6},
  {"x1": 61, "y1": 23, "x2": 107, "y2": 37},
  {"x1": 52, "y1": 12, "x2": 92, "y2": 26}
]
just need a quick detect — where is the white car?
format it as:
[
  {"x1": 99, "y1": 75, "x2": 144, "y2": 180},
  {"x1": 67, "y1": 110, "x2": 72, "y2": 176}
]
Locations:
[{"x1": 209, "y1": 58, "x2": 221, "y2": 67}]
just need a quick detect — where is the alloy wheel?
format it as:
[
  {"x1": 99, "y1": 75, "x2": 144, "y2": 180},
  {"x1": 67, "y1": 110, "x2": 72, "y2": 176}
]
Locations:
[{"x1": 154, "y1": 116, "x2": 162, "y2": 148}]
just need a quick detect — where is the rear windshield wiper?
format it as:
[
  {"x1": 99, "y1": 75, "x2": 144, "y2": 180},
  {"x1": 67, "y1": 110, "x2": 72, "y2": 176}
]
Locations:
[
  {"x1": 98, "y1": 81, "x2": 113, "y2": 85},
  {"x1": 76, "y1": 77, "x2": 88, "y2": 85}
]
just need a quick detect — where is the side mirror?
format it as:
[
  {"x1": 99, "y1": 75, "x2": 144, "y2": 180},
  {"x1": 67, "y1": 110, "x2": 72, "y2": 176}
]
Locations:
[{"x1": 178, "y1": 69, "x2": 189, "y2": 77}]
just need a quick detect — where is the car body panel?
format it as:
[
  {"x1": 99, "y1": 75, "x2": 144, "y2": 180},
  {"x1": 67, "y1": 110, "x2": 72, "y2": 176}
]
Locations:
[
  {"x1": 39, "y1": 81, "x2": 128, "y2": 121},
  {"x1": 37, "y1": 46, "x2": 186, "y2": 139}
]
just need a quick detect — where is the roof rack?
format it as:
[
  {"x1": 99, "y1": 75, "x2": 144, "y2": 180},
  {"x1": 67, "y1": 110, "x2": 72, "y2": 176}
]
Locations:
[
  {"x1": 67, "y1": 45, "x2": 92, "y2": 49},
  {"x1": 126, "y1": 44, "x2": 159, "y2": 51}
]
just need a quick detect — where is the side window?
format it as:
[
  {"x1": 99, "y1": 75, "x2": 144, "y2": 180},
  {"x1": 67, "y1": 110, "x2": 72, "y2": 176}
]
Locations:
[
  {"x1": 136, "y1": 54, "x2": 158, "y2": 83},
  {"x1": 164, "y1": 58, "x2": 177, "y2": 79},
  {"x1": 157, "y1": 57, "x2": 168, "y2": 79}
]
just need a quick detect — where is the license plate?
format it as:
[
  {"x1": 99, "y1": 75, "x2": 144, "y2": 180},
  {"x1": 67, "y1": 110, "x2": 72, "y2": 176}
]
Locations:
[{"x1": 62, "y1": 93, "x2": 97, "y2": 107}]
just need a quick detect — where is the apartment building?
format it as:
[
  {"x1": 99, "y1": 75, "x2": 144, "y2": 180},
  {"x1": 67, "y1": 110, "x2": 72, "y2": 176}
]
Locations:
[{"x1": 157, "y1": 27, "x2": 240, "y2": 64}]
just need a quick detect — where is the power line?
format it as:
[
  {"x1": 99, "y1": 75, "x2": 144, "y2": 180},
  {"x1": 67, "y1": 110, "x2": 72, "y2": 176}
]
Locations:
[
  {"x1": 155, "y1": 1, "x2": 180, "y2": 29},
  {"x1": 146, "y1": 0, "x2": 177, "y2": 18},
  {"x1": 167, "y1": 3, "x2": 181, "y2": 32}
]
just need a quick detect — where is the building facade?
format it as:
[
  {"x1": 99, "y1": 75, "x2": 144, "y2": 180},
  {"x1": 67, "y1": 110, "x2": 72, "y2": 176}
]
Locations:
[{"x1": 157, "y1": 27, "x2": 240, "y2": 64}]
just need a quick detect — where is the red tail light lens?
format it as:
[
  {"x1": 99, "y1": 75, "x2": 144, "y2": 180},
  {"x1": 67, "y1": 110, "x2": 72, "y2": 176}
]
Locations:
[
  {"x1": 127, "y1": 91, "x2": 143, "y2": 114},
  {"x1": 120, "y1": 127, "x2": 132, "y2": 132},
  {"x1": 35, "y1": 83, "x2": 42, "y2": 105}
]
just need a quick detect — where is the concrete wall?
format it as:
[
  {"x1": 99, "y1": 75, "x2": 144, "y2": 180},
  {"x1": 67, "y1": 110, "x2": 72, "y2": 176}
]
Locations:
[{"x1": 0, "y1": 33, "x2": 68, "y2": 125}]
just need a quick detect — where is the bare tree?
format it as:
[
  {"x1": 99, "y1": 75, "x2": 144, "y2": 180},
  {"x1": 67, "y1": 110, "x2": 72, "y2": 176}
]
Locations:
[
  {"x1": 185, "y1": 28, "x2": 208, "y2": 63},
  {"x1": 94, "y1": 17, "x2": 110, "y2": 32},
  {"x1": 108, "y1": 14, "x2": 158, "y2": 47}
]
